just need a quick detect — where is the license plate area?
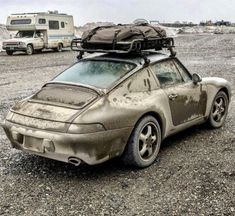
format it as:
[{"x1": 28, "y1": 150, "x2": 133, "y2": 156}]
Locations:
[{"x1": 23, "y1": 136, "x2": 43, "y2": 152}]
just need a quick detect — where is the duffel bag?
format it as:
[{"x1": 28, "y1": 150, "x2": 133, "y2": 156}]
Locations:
[{"x1": 81, "y1": 24, "x2": 167, "y2": 44}]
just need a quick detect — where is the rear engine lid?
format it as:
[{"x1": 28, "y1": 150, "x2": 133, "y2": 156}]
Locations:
[
  {"x1": 31, "y1": 83, "x2": 99, "y2": 108},
  {"x1": 11, "y1": 84, "x2": 99, "y2": 123}
]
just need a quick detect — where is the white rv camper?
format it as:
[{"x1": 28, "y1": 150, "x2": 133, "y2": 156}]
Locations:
[{"x1": 2, "y1": 11, "x2": 75, "y2": 55}]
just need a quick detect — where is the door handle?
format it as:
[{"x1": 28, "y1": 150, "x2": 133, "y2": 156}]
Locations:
[{"x1": 168, "y1": 94, "x2": 178, "y2": 100}]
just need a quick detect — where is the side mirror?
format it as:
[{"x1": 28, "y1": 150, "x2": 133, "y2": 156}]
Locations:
[
  {"x1": 192, "y1": 73, "x2": 202, "y2": 84},
  {"x1": 40, "y1": 33, "x2": 44, "y2": 39},
  {"x1": 10, "y1": 34, "x2": 12, "y2": 39}
]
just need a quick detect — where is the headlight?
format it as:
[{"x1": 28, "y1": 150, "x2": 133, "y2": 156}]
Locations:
[
  {"x1": 67, "y1": 123, "x2": 106, "y2": 134},
  {"x1": 18, "y1": 42, "x2": 25, "y2": 46}
]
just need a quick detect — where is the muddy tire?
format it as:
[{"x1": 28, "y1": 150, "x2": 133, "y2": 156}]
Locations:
[
  {"x1": 121, "y1": 116, "x2": 162, "y2": 168},
  {"x1": 208, "y1": 91, "x2": 229, "y2": 128},
  {"x1": 6, "y1": 51, "x2": 14, "y2": 56},
  {"x1": 26, "y1": 45, "x2": 34, "y2": 55},
  {"x1": 56, "y1": 43, "x2": 63, "y2": 52}
]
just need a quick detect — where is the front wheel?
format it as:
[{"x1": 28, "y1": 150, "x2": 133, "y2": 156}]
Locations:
[
  {"x1": 121, "y1": 116, "x2": 162, "y2": 168},
  {"x1": 208, "y1": 91, "x2": 229, "y2": 128},
  {"x1": 26, "y1": 45, "x2": 34, "y2": 55},
  {"x1": 6, "y1": 51, "x2": 14, "y2": 56}
]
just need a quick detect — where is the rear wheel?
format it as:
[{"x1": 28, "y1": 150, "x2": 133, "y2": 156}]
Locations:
[
  {"x1": 208, "y1": 91, "x2": 228, "y2": 128},
  {"x1": 56, "y1": 43, "x2": 63, "y2": 52},
  {"x1": 121, "y1": 116, "x2": 162, "y2": 168},
  {"x1": 26, "y1": 44, "x2": 34, "y2": 55}
]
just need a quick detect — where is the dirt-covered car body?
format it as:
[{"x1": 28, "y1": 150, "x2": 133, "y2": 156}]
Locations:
[{"x1": 2, "y1": 52, "x2": 231, "y2": 166}]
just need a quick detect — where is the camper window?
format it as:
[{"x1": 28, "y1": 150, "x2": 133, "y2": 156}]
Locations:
[
  {"x1": 11, "y1": 19, "x2": 31, "y2": 25},
  {"x1": 61, "y1": 22, "x2": 65, "y2": 28},
  {"x1": 49, "y1": 20, "x2": 59, "y2": 30},
  {"x1": 39, "y1": 19, "x2": 46, "y2": 24}
]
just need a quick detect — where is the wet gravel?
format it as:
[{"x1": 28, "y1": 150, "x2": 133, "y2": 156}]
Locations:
[{"x1": 0, "y1": 34, "x2": 234, "y2": 216}]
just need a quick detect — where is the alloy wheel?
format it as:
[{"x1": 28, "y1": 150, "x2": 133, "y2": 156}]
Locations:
[
  {"x1": 138, "y1": 122, "x2": 158, "y2": 160},
  {"x1": 212, "y1": 97, "x2": 226, "y2": 123}
]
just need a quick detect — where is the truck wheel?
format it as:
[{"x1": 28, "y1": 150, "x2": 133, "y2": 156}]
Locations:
[
  {"x1": 208, "y1": 91, "x2": 229, "y2": 128},
  {"x1": 26, "y1": 45, "x2": 34, "y2": 55},
  {"x1": 121, "y1": 116, "x2": 162, "y2": 168},
  {"x1": 6, "y1": 51, "x2": 14, "y2": 56},
  {"x1": 57, "y1": 43, "x2": 63, "y2": 52}
]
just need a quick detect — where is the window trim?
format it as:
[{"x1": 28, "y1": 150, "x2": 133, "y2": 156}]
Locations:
[{"x1": 173, "y1": 58, "x2": 192, "y2": 82}]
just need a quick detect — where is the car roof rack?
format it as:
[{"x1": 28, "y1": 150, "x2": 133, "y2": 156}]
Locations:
[{"x1": 71, "y1": 37, "x2": 176, "y2": 65}]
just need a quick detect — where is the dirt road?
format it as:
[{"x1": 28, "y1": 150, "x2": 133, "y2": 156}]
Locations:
[{"x1": 0, "y1": 34, "x2": 234, "y2": 216}]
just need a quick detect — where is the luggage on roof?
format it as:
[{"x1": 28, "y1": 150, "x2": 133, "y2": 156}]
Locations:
[
  {"x1": 82, "y1": 23, "x2": 167, "y2": 44},
  {"x1": 71, "y1": 23, "x2": 175, "y2": 61}
]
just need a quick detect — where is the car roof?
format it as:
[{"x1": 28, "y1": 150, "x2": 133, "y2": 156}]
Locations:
[{"x1": 83, "y1": 51, "x2": 170, "y2": 67}]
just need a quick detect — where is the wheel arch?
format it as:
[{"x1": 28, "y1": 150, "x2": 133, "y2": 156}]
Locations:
[
  {"x1": 121, "y1": 111, "x2": 164, "y2": 167},
  {"x1": 27, "y1": 43, "x2": 34, "y2": 48},
  {"x1": 134, "y1": 111, "x2": 165, "y2": 139},
  {"x1": 219, "y1": 87, "x2": 230, "y2": 101}
]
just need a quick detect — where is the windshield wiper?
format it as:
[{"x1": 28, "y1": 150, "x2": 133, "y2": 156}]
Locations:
[{"x1": 44, "y1": 81, "x2": 105, "y2": 96}]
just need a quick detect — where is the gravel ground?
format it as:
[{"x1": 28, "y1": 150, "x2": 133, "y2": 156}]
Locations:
[{"x1": 0, "y1": 34, "x2": 234, "y2": 216}]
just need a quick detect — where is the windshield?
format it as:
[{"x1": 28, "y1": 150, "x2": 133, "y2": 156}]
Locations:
[
  {"x1": 53, "y1": 60, "x2": 135, "y2": 88},
  {"x1": 15, "y1": 31, "x2": 34, "y2": 38}
]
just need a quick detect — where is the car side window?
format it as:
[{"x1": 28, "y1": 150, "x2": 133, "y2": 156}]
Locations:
[
  {"x1": 174, "y1": 60, "x2": 192, "y2": 82},
  {"x1": 151, "y1": 60, "x2": 183, "y2": 86}
]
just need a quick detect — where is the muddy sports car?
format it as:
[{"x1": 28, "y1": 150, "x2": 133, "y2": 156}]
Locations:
[{"x1": 1, "y1": 25, "x2": 231, "y2": 168}]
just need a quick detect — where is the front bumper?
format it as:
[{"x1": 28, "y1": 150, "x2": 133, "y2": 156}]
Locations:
[
  {"x1": 3, "y1": 46, "x2": 27, "y2": 52},
  {"x1": 2, "y1": 120, "x2": 132, "y2": 165}
]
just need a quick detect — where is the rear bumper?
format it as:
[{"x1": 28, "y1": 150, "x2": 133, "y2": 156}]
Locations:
[{"x1": 2, "y1": 120, "x2": 132, "y2": 165}]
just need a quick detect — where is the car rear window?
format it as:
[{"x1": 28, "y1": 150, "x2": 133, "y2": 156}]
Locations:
[{"x1": 53, "y1": 60, "x2": 135, "y2": 88}]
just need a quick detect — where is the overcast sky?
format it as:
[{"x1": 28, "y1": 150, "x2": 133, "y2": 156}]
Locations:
[{"x1": 0, "y1": 0, "x2": 234, "y2": 26}]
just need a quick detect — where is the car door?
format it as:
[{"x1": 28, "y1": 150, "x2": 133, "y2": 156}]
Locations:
[
  {"x1": 34, "y1": 31, "x2": 44, "y2": 49},
  {"x1": 150, "y1": 58, "x2": 207, "y2": 126}
]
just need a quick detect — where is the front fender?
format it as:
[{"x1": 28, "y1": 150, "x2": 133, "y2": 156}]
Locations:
[{"x1": 203, "y1": 77, "x2": 232, "y2": 117}]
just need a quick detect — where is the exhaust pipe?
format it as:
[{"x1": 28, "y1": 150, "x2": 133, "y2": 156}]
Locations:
[{"x1": 68, "y1": 157, "x2": 81, "y2": 166}]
